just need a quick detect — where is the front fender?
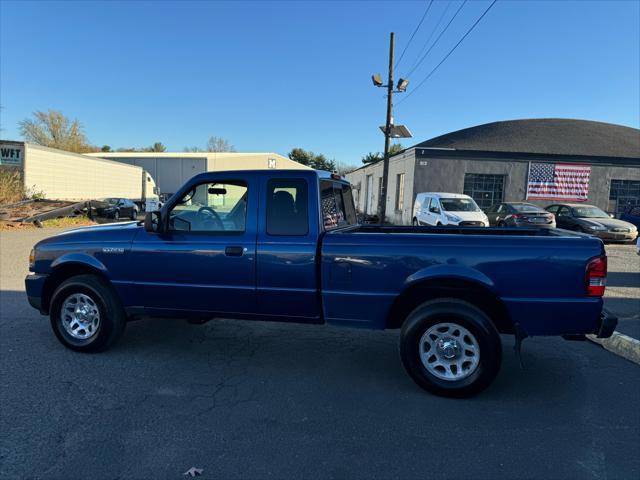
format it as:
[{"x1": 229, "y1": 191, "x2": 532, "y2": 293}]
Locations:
[{"x1": 49, "y1": 253, "x2": 109, "y2": 276}]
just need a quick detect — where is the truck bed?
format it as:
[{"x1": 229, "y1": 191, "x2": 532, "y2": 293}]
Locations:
[{"x1": 320, "y1": 224, "x2": 605, "y2": 336}]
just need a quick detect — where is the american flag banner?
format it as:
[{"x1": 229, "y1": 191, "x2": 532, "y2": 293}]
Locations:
[{"x1": 526, "y1": 163, "x2": 591, "y2": 201}]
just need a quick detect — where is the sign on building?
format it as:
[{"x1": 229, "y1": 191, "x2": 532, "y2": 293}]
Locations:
[
  {"x1": 0, "y1": 144, "x2": 24, "y2": 167},
  {"x1": 526, "y1": 162, "x2": 591, "y2": 201}
]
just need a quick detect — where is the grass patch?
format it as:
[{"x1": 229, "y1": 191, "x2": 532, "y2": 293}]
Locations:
[
  {"x1": 0, "y1": 216, "x2": 96, "y2": 231},
  {"x1": 0, "y1": 168, "x2": 25, "y2": 204},
  {"x1": 40, "y1": 216, "x2": 96, "y2": 228}
]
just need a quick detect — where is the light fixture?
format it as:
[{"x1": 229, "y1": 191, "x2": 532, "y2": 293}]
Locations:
[
  {"x1": 396, "y1": 78, "x2": 409, "y2": 92},
  {"x1": 371, "y1": 73, "x2": 383, "y2": 87}
]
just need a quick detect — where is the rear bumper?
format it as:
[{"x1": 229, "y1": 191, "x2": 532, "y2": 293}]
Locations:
[
  {"x1": 596, "y1": 308, "x2": 617, "y2": 338},
  {"x1": 25, "y1": 273, "x2": 48, "y2": 314}
]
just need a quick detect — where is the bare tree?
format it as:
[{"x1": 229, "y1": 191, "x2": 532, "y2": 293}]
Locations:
[
  {"x1": 19, "y1": 110, "x2": 92, "y2": 153},
  {"x1": 206, "y1": 136, "x2": 235, "y2": 152}
]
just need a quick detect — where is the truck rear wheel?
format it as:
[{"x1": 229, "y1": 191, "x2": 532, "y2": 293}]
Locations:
[
  {"x1": 400, "y1": 298, "x2": 502, "y2": 398},
  {"x1": 49, "y1": 274, "x2": 126, "y2": 353}
]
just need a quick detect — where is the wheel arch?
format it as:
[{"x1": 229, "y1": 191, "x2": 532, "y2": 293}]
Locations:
[
  {"x1": 386, "y1": 277, "x2": 513, "y2": 334},
  {"x1": 42, "y1": 261, "x2": 111, "y2": 315}
]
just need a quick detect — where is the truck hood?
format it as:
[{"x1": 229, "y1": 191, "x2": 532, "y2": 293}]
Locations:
[{"x1": 36, "y1": 221, "x2": 142, "y2": 246}]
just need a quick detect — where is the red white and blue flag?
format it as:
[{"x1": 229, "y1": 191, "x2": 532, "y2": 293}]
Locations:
[{"x1": 526, "y1": 163, "x2": 591, "y2": 201}]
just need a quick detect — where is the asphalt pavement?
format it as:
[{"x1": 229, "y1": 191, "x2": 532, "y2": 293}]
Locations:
[{"x1": 1, "y1": 228, "x2": 639, "y2": 480}]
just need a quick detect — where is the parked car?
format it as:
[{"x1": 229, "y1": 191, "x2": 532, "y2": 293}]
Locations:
[
  {"x1": 620, "y1": 205, "x2": 640, "y2": 230},
  {"x1": 412, "y1": 193, "x2": 489, "y2": 227},
  {"x1": 94, "y1": 198, "x2": 139, "y2": 221},
  {"x1": 26, "y1": 170, "x2": 616, "y2": 398},
  {"x1": 486, "y1": 202, "x2": 556, "y2": 228},
  {"x1": 546, "y1": 203, "x2": 638, "y2": 242}
]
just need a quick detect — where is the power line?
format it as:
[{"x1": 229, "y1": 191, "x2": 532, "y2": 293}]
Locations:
[
  {"x1": 394, "y1": 0, "x2": 434, "y2": 71},
  {"x1": 398, "y1": 0, "x2": 498, "y2": 106},
  {"x1": 404, "y1": 0, "x2": 468, "y2": 79},
  {"x1": 403, "y1": 1, "x2": 453, "y2": 76}
]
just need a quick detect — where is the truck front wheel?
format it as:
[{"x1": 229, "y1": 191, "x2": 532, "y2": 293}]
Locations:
[
  {"x1": 400, "y1": 298, "x2": 502, "y2": 397},
  {"x1": 49, "y1": 274, "x2": 126, "y2": 353}
]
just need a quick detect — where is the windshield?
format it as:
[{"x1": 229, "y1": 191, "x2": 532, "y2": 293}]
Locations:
[
  {"x1": 573, "y1": 206, "x2": 609, "y2": 218},
  {"x1": 440, "y1": 198, "x2": 480, "y2": 212},
  {"x1": 512, "y1": 204, "x2": 542, "y2": 213},
  {"x1": 101, "y1": 198, "x2": 119, "y2": 205}
]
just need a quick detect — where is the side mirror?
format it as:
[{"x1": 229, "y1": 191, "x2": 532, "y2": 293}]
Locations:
[
  {"x1": 609, "y1": 213, "x2": 614, "y2": 218},
  {"x1": 144, "y1": 211, "x2": 161, "y2": 233}
]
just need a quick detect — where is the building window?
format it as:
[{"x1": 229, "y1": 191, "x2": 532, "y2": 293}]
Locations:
[
  {"x1": 395, "y1": 173, "x2": 405, "y2": 211},
  {"x1": 463, "y1": 174, "x2": 505, "y2": 210},
  {"x1": 609, "y1": 179, "x2": 640, "y2": 216}
]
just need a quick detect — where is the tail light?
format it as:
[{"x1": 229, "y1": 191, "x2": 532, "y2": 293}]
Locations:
[
  {"x1": 585, "y1": 256, "x2": 607, "y2": 296},
  {"x1": 509, "y1": 214, "x2": 522, "y2": 219}
]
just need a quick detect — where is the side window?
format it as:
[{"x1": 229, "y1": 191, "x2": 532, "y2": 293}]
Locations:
[
  {"x1": 169, "y1": 181, "x2": 247, "y2": 233},
  {"x1": 429, "y1": 198, "x2": 440, "y2": 213},
  {"x1": 266, "y1": 179, "x2": 308, "y2": 236},
  {"x1": 494, "y1": 204, "x2": 503, "y2": 213},
  {"x1": 557, "y1": 206, "x2": 570, "y2": 217},
  {"x1": 546, "y1": 205, "x2": 559, "y2": 214}
]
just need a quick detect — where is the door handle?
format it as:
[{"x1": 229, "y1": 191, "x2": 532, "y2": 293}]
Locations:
[{"x1": 225, "y1": 246, "x2": 245, "y2": 257}]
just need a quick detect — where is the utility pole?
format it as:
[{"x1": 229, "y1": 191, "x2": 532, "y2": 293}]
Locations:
[{"x1": 378, "y1": 32, "x2": 394, "y2": 225}]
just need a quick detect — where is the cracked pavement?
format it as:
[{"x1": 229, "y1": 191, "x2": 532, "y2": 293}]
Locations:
[{"x1": 1, "y1": 229, "x2": 639, "y2": 479}]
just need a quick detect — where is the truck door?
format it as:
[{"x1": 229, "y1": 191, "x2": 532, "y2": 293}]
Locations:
[
  {"x1": 127, "y1": 174, "x2": 257, "y2": 315},
  {"x1": 256, "y1": 176, "x2": 320, "y2": 320}
]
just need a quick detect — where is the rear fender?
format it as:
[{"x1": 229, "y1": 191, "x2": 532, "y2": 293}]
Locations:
[{"x1": 404, "y1": 264, "x2": 495, "y2": 290}]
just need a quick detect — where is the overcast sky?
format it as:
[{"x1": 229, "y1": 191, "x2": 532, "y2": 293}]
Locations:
[{"x1": 1, "y1": 0, "x2": 638, "y2": 166}]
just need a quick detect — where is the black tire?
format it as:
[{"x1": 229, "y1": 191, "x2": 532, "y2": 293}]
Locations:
[
  {"x1": 436, "y1": 222, "x2": 442, "y2": 227},
  {"x1": 131, "y1": 209, "x2": 137, "y2": 220},
  {"x1": 412, "y1": 218, "x2": 418, "y2": 226},
  {"x1": 498, "y1": 221, "x2": 506, "y2": 227},
  {"x1": 49, "y1": 274, "x2": 126, "y2": 353},
  {"x1": 399, "y1": 298, "x2": 502, "y2": 398},
  {"x1": 114, "y1": 210, "x2": 120, "y2": 221}
]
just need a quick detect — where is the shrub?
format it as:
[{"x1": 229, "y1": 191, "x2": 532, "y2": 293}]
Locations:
[{"x1": 0, "y1": 168, "x2": 25, "y2": 205}]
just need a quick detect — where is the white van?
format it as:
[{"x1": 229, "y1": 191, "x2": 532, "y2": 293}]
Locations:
[{"x1": 412, "y1": 193, "x2": 489, "y2": 227}]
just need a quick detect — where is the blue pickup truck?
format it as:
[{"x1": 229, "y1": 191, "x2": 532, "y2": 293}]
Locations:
[{"x1": 25, "y1": 170, "x2": 616, "y2": 397}]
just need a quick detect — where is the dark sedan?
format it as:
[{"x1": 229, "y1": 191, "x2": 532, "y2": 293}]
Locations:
[
  {"x1": 486, "y1": 202, "x2": 556, "y2": 228},
  {"x1": 93, "y1": 198, "x2": 139, "y2": 221},
  {"x1": 546, "y1": 203, "x2": 638, "y2": 242}
]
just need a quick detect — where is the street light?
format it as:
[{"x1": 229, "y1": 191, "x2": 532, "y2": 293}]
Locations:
[{"x1": 370, "y1": 33, "x2": 411, "y2": 224}]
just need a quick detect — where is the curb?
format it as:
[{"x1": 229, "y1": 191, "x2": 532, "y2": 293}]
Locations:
[{"x1": 587, "y1": 331, "x2": 640, "y2": 365}]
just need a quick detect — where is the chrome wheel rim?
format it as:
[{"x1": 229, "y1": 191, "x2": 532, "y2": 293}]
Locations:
[
  {"x1": 60, "y1": 293, "x2": 100, "y2": 340},
  {"x1": 419, "y1": 322, "x2": 480, "y2": 381}
]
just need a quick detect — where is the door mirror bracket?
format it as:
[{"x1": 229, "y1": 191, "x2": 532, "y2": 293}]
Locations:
[{"x1": 144, "y1": 211, "x2": 162, "y2": 233}]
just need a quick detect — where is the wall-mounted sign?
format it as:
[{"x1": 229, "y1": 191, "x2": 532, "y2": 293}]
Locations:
[
  {"x1": 0, "y1": 144, "x2": 24, "y2": 167},
  {"x1": 268, "y1": 158, "x2": 277, "y2": 169}
]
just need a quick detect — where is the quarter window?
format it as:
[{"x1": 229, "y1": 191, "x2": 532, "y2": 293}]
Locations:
[{"x1": 266, "y1": 179, "x2": 309, "y2": 236}]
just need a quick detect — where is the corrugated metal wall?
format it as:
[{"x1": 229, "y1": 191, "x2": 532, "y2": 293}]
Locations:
[
  {"x1": 91, "y1": 152, "x2": 311, "y2": 195},
  {"x1": 23, "y1": 144, "x2": 143, "y2": 201}
]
